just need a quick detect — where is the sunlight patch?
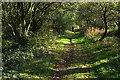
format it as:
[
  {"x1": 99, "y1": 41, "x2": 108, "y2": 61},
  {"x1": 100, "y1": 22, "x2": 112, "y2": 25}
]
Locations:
[
  {"x1": 93, "y1": 59, "x2": 109, "y2": 66},
  {"x1": 64, "y1": 72, "x2": 97, "y2": 79},
  {"x1": 57, "y1": 39, "x2": 70, "y2": 44}
]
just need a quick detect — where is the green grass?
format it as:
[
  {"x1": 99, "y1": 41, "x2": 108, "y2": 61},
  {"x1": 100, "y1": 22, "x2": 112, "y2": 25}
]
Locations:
[
  {"x1": 55, "y1": 30, "x2": 120, "y2": 79},
  {"x1": 72, "y1": 37, "x2": 91, "y2": 44},
  {"x1": 67, "y1": 35, "x2": 120, "y2": 79},
  {"x1": 57, "y1": 38, "x2": 70, "y2": 44},
  {"x1": 3, "y1": 30, "x2": 120, "y2": 79}
]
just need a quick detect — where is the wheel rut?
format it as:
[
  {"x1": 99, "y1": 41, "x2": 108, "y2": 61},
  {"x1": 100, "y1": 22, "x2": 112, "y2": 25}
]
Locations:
[{"x1": 52, "y1": 35, "x2": 88, "y2": 79}]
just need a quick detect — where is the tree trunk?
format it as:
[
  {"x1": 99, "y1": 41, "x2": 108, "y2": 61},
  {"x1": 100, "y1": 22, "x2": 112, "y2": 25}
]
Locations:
[
  {"x1": 99, "y1": 7, "x2": 107, "y2": 41},
  {"x1": 118, "y1": 19, "x2": 120, "y2": 31},
  {"x1": 116, "y1": 19, "x2": 120, "y2": 37}
]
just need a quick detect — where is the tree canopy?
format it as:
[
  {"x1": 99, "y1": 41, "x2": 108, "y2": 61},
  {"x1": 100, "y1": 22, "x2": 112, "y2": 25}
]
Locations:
[{"x1": 2, "y1": 2, "x2": 120, "y2": 79}]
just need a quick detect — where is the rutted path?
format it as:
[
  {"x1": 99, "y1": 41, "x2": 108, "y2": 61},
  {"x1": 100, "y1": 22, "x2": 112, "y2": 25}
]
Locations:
[
  {"x1": 53, "y1": 35, "x2": 74, "y2": 79},
  {"x1": 52, "y1": 34, "x2": 90, "y2": 79}
]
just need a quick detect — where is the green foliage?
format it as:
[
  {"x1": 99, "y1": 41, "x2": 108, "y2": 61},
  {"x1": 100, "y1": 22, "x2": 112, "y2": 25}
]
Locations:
[
  {"x1": 67, "y1": 35, "x2": 120, "y2": 79},
  {"x1": 2, "y1": 2, "x2": 120, "y2": 79},
  {"x1": 2, "y1": 31, "x2": 57, "y2": 71},
  {"x1": 85, "y1": 27, "x2": 105, "y2": 41},
  {"x1": 51, "y1": 9, "x2": 74, "y2": 34}
]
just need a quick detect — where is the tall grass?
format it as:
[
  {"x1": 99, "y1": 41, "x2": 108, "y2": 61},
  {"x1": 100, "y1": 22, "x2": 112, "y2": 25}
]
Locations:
[{"x1": 85, "y1": 27, "x2": 105, "y2": 41}]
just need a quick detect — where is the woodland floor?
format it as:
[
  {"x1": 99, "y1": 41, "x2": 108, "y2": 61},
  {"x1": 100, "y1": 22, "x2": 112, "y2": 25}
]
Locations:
[
  {"x1": 3, "y1": 31, "x2": 120, "y2": 79},
  {"x1": 52, "y1": 33, "x2": 92, "y2": 79}
]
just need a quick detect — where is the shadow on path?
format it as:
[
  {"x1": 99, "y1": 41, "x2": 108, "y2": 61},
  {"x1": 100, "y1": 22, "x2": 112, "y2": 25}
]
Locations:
[{"x1": 52, "y1": 35, "x2": 90, "y2": 79}]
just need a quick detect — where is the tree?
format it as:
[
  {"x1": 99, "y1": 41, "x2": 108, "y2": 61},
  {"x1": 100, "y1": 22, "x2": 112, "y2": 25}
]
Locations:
[
  {"x1": 2, "y1": 2, "x2": 33, "y2": 44},
  {"x1": 75, "y1": 2, "x2": 120, "y2": 42},
  {"x1": 109, "y1": 2, "x2": 120, "y2": 37},
  {"x1": 2, "y1": 2, "x2": 56, "y2": 44},
  {"x1": 98, "y1": 3, "x2": 108, "y2": 41},
  {"x1": 97, "y1": 2, "x2": 120, "y2": 41}
]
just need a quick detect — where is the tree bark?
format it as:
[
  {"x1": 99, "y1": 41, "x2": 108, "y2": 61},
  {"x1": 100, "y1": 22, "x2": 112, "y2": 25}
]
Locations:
[
  {"x1": 116, "y1": 19, "x2": 120, "y2": 37},
  {"x1": 99, "y1": 7, "x2": 108, "y2": 41}
]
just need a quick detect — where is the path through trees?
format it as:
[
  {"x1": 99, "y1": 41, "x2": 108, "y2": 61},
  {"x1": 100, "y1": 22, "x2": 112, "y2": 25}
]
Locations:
[{"x1": 53, "y1": 34, "x2": 91, "y2": 79}]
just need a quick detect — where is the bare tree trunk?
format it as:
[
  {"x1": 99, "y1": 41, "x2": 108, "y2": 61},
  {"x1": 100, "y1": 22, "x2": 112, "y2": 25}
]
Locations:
[
  {"x1": 99, "y1": 7, "x2": 107, "y2": 41},
  {"x1": 116, "y1": 19, "x2": 120, "y2": 37}
]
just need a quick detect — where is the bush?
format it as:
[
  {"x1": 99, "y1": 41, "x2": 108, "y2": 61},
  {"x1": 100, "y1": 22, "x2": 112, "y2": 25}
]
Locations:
[
  {"x1": 85, "y1": 27, "x2": 104, "y2": 41},
  {"x1": 2, "y1": 31, "x2": 57, "y2": 71}
]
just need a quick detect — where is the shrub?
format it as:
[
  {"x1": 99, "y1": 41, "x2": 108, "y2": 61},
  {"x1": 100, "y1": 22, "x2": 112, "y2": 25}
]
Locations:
[
  {"x1": 2, "y1": 31, "x2": 57, "y2": 71},
  {"x1": 85, "y1": 27, "x2": 104, "y2": 41}
]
